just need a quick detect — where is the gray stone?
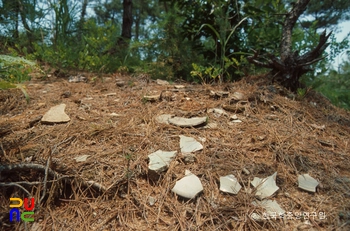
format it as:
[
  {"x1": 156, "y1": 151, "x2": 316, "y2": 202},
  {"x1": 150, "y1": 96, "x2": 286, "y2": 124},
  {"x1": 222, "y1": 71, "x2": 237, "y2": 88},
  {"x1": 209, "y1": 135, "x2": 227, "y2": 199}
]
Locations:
[
  {"x1": 41, "y1": 104, "x2": 70, "y2": 124},
  {"x1": 156, "y1": 79, "x2": 169, "y2": 85},
  {"x1": 174, "y1": 85, "x2": 185, "y2": 89},
  {"x1": 143, "y1": 95, "x2": 160, "y2": 102}
]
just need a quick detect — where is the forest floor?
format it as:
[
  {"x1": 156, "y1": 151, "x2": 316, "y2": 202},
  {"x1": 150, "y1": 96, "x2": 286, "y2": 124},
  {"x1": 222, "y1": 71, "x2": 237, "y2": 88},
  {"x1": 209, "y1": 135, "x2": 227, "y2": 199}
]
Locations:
[{"x1": 0, "y1": 71, "x2": 350, "y2": 231}]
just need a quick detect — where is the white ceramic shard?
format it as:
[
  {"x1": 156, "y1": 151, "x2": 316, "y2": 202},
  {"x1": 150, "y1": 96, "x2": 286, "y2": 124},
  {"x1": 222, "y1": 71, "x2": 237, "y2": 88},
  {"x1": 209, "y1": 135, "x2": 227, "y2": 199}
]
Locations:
[
  {"x1": 168, "y1": 116, "x2": 207, "y2": 127},
  {"x1": 220, "y1": 174, "x2": 242, "y2": 194},
  {"x1": 156, "y1": 79, "x2": 169, "y2": 85},
  {"x1": 148, "y1": 196, "x2": 156, "y2": 206},
  {"x1": 155, "y1": 114, "x2": 173, "y2": 124},
  {"x1": 74, "y1": 155, "x2": 90, "y2": 162},
  {"x1": 204, "y1": 122, "x2": 218, "y2": 129},
  {"x1": 232, "y1": 92, "x2": 245, "y2": 100},
  {"x1": 179, "y1": 135, "x2": 203, "y2": 153},
  {"x1": 41, "y1": 104, "x2": 70, "y2": 123},
  {"x1": 251, "y1": 172, "x2": 279, "y2": 199},
  {"x1": 298, "y1": 174, "x2": 319, "y2": 192},
  {"x1": 172, "y1": 171, "x2": 203, "y2": 199},
  {"x1": 208, "y1": 108, "x2": 227, "y2": 117},
  {"x1": 143, "y1": 95, "x2": 160, "y2": 102},
  {"x1": 252, "y1": 199, "x2": 285, "y2": 217},
  {"x1": 174, "y1": 85, "x2": 185, "y2": 89},
  {"x1": 148, "y1": 150, "x2": 177, "y2": 173}
]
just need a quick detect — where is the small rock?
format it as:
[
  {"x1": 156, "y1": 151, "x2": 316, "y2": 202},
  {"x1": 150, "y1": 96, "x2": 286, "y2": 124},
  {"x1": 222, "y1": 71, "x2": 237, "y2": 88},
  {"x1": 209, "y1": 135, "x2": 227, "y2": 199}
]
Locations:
[
  {"x1": 148, "y1": 196, "x2": 157, "y2": 206},
  {"x1": 208, "y1": 108, "x2": 227, "y2": 117},
  {"x1": 172, "y1": 170, "x2": 203, "y2": 199},
  {"x1": 242, "y1": 168, "x2": 250, "y2": 175},
  {"x1": 110, "y1": 113, "x2": 122, "y2": 117},
  {"x1": 310, "y1": 124, "x2": 325, "y2": 130},
  {"x1": 68, "y1": 75, "x2": 87, "y2": 83},
  {"x1": 222, "y1": 104, "x2": 245, "y2": 113},
  {"x1": 156, "y1": 79, "x2": 169, "y2": 85},
  {"x1": 105, "y1": 93, "x2": 117, "y2": 97},
  {"x1": 230, "y1": 114, "x2": 238, "y2": 120},
  {"x1": 174, "y1": 85, "x2": 185, "y2": 89},
  {"x1": 265, "y1": 114, "x2": 279, "y2": 120},
  {"x1": 41, "y1": 104, "x2": 70, "y2": 124},
  {"x1": 143, "y1": 95, "x2": 160, "y2": 102},
  {"x1": 160, "y1": 91, "x2": 174, "y2": 101},
  {"x1": 232, "y1": 92, "x2": 244, "y2": 100},
  {"x1": 183, "y1": 153, "x2": 195, "y2": 163},
  {"x1": 102, "y1": 77, "x2": 112, "y2": 82},
  {"x1": 76, "y1": 115, "x2": 86, "y2": 120},
  {"x1": 61, "y1": 91, "x2": 71, "y2": 98},
  {"x1": 209, "y1": 90, "x2": 229, "y2": 99},
  {"x1": 203, "y1": 122, "x2": 218, "y2": 129},
  {"x1": 116, "y1": 80, "x2": 125, "y2": 87}
]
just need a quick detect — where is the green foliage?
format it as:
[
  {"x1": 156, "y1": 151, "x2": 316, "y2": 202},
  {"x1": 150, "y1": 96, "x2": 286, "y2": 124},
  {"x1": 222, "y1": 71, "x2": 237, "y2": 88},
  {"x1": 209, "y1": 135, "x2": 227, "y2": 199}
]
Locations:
[
  {"x1": 0, "y1": 55, "x2": 35, "y2": 83},
  {"x1": 303, "y1": 0, "x2": 350, "y2": 29},
  {"x1": 190, "y1": 63, "x2": 221, "y2": 83},
  {"x1": 197, "y1": 16, "x2": 248, "y2": 83},
  {"x1": 312, "y1": 56, "x2": 350, "y2": 110},
  {"x1": 33, "y1": 18, "x2": 122, "y2": 72},
  {"x1": 243, "y1": 1, "x2": 286, "y2": 55},
  {"x1": 296, "y1": 87, "x2": 307, "y2": 100},
  {"x1": 0, "y1": 55, "x2": 35, "y2": 103}
]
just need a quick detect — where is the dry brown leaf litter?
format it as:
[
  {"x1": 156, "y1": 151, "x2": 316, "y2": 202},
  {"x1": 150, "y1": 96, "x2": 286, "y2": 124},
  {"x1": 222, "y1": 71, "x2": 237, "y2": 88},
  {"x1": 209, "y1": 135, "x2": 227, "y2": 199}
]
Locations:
[{"x1": 0, "y1": 73, "x2": 349, "y2": 230}]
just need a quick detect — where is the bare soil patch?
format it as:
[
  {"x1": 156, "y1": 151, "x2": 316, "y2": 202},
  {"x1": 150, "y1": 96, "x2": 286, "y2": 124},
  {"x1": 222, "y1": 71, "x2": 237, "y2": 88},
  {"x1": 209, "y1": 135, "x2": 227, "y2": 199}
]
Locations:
[{"x1": 1, "y1": 73, "x2": 350, "y2": 230}]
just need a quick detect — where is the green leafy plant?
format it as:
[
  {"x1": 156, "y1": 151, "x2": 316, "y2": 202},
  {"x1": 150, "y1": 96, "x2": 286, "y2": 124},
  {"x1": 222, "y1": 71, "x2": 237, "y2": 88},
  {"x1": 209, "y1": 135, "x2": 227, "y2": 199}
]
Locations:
[
  {"x1": 296, "y1": 87, "x2": 307, "y2": 100},
  {"x1": 0, "y1": 55, "x2": 36, "y2": 103},
  {"x1": 190, "y1": 63, "x2": 222, "y2": 84},
  {"x1": 197, "y1": 15, "x2": 248, "y2": 83}
]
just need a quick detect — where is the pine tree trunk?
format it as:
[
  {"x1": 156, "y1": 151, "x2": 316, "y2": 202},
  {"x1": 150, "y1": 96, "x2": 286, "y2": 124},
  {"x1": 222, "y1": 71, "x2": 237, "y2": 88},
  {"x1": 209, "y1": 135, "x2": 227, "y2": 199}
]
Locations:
[
  {"x1": 118, "y1": 0, "x2": 133, "y2": 46},
  {"x1": 248, "y1": 0, "x2": 331, "y2": 92}
]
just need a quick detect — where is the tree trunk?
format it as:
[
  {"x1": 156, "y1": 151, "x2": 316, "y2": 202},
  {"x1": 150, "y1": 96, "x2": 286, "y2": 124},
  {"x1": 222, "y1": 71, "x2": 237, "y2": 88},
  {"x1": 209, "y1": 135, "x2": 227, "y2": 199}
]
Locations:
[
  {"x1": 118, "y1": 0, "x2": 133, "y2": 46},
  {"x1": 77, "y1": 0, "x2": 89, "y2": 42},
  {"x1": 247, "y1": 0, "x2": 331, "y2": 92},
  {"x1": 17, "y1": 0, "x2": 34, "y2": 53}
]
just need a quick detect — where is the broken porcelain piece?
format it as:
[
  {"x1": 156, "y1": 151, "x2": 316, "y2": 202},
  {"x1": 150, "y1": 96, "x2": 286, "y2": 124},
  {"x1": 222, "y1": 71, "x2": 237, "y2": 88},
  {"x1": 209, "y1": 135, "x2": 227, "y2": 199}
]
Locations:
[
  {"x1": 252, "y1": 199, "x2": 285, "y2": 217},
  {"x1": 298, "y1": 174, "x2": 319, "y2": 192},
  {"x1": 219, "y1": 174, "x2": 242, "y2": 194},
  {"x1": 179, "y1": 135, "x2": 203, "y2": 153},
  {"x1": 168, "y1": 116, "x2": 207, "y2": 127},
  {"x1": 148, "y1": 150, "x2": 177, "y2": 173},
  {"x1": 251, "y1": 172, "x2": 279, "y2": 200},
  {"x1": 172, "y1": 170, "x2": 203, "y2": 199}
]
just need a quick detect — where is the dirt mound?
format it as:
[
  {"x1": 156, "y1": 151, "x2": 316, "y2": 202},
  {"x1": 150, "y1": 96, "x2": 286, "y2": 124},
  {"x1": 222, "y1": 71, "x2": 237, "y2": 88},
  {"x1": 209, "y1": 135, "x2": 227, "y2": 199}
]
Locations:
[{"x1": 1, "y1": 74, "x2": 349, "y2": 230}]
